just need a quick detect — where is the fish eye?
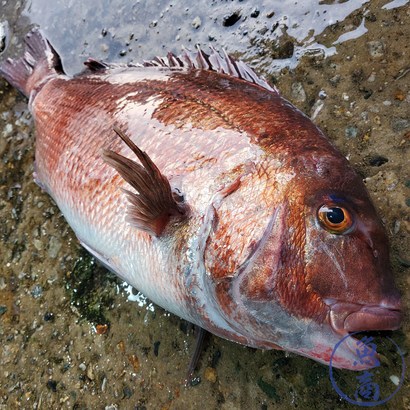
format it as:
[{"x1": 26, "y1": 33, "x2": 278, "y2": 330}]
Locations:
[{"x1": 317, "y1": 204, "x2": 353, "y2": 234}]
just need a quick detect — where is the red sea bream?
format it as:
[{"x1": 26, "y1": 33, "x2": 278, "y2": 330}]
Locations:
[{"x1": 0, "y1": 29, "x2": 402, "y2": 370}]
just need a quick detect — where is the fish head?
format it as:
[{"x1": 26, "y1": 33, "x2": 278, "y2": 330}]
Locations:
[
  {"x1": 300, "y1": 169, "x2": 402, "y2": 365},
  {"x1": 202, "y1": 155, "x2": 401, "y2": 369}
]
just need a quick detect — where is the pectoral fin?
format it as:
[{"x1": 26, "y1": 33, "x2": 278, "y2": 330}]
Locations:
[{"x1": 103, "y1": 126, "x2": 188, "y2": 237}]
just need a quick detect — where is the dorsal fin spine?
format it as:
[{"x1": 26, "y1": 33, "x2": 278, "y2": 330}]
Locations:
[{"x1": 84, "y1": 46, "x2": 276, "y2": 93}]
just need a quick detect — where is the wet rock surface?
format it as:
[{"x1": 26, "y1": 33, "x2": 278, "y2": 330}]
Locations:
[{"x1": 0, "y1": 0, "x2": 409, "y2": 409}]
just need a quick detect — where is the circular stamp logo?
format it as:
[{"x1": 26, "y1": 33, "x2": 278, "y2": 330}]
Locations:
[{"x1": 329, "y1": 332, "x2": 405, "y2": 406}]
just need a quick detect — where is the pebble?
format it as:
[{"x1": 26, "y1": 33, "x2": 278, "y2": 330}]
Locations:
[
  {"x1": 101, "y1": 377, "x2": 107, "y2": 392},
  {"x1": 394, "y1": 90, "x2": 405, "y2": 101},
  {"x1": 191, "y1": 16, "x2": 201, "y2": 29},
  {"x1": 60, "y1": 395, "x2": 70, "y2": 404},
  {"x1": 384, "y1": 171, "x2": 399, "y2": 191},
  {"x1": 393, "y1": 220, "x2": 400, "y2": 235},
  {"x1": 311, "y1": 100, "x2": 324, "y2": 120},
  {"x1": 0, "y1": 305, "x2": 7, "y2": 316},
  {"x1": 43, "y1": 312, "x2": 55, "y2": 322},
  {"x1": 123, "y1": 385, "x2": 133, "y2": 398},
  {"x1": 361, "y1": 88, "x2": 373, "y2": 99},
  {"x1": 46, "y1": 380, "x2": 57, "y2": 392},
  {"x1": 190, "y1": 376, "x2": 201, "y2": 386},
  {"x1": 251, "y1": 8, "x2": 260, "y2": 18},
  {"x1": 367, "y1": 72, "x2": 376, "y2": 82},
  {"x1": 367, "y1": 40, "x2": 385, "y2": 58},
  {"x1": 368, "y1": 155, "x2": 388, "y2": 167},
  {"x1": 87, "y1": 365, "x2": 95, "y2": 380},
  {"x1": 360, "y1": 111, "x2": 369, "y2": 121},
  {"x1": 204, "y1": 367, "x2": 217, "y2": 383},
  {"x1": 128, "y1": 354, "x2": 140, "y2": 372},
  {"x1": 33, "y1": 239, "x2": 43, "y2": 251},
  {"x1": 3, "y1": 123, "x2": 13, "y2": 137},
  {"x1": 117, "y1": 340, "x2": 126, "y2": 353},
  {"x1": 31, "y1": 285, "x2": 43, "y2": 298},
  {"x1": 79, "y1": 363, "x2": 87, "y2": 371},
  {"x1": 223, "y1": 11, "x2": 241, "y2": 27},
  {"x1": 391, "y1": 118, "x2": 409, "y2": 132},
  {"x1": 345, "y1": 126, "x2": 359, "y2": 138},
  {"x1": 318, "y1": 90, "x2": 327, "y2": 99},
  {"x1": 329, "y1": 74, "x2": 341, "y2": 86},
  {"x1": 96, "y1": 324, "x2": 109, "y2": 334},
  {"x1": 291, "y1": 82, "x2": 306, "y2": 102},
  {"x1": 48, "y1": 236, "x2": 62, "y2": 258}
]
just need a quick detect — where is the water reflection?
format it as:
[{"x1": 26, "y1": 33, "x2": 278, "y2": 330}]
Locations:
[{"x1": 2, "y1": 0, "x2": 400, "y2": 74}]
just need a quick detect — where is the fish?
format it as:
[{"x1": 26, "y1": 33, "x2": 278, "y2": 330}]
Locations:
[{"x1": 0, "y1": 28, "x2": 401, "y2": 371}]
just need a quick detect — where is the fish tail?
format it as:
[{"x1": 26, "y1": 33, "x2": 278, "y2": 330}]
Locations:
[{"x1": 0, "y1": 28, "x2": 64, "y2": 97}]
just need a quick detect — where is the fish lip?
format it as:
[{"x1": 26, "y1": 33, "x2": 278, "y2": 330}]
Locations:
[
  {"x1": 313, "y1": 299, "x2": 401, "y2": 370},
  {"x1": 295, "y1": 325, "x2": 379, "y2": 370},
  {"x1": 324, "y1": 299, "x2": 402, "y2": 334}
]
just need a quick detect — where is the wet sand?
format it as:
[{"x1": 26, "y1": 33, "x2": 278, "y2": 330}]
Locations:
[{"x1": 0, "y1": 1, "x2": 409, "y2": 409}]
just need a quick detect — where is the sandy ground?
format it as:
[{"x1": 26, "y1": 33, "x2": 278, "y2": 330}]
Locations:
[{"x1": 0, "y1": 1, "x2": 409, "y2": 409}]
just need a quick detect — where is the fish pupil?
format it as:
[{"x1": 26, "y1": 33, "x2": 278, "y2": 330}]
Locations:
[{"x1": 327, "y1": 207, "x2": 344, "y2": 224}]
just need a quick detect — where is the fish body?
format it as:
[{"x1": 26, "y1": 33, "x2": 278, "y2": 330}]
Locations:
[{"x1": 0, "y1": 30, "x2": 401, "y2": 369}]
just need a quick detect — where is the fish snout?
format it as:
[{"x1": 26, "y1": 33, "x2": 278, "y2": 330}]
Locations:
[{"x1": 326, "y1": 300, "x2": 402, "y2": 334}]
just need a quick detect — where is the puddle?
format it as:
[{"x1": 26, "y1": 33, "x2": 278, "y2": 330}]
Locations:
[{"x1": 2, "y1": 0, "x2": 402, "y2": 74}]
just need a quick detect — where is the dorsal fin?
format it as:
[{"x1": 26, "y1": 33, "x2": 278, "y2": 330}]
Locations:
[
  {"x1": 82, "y1": 46, "x2": 275, "y2": 93},
  {"x1": 82, "y1": 58, "x2": 128, "y2": 73},
  {"x1": 143, "y1": 47, "x2": 276, "y2": 93}
]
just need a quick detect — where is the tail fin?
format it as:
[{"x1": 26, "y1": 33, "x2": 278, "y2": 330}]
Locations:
[{"x1": 0, "y1": 28, "x2": 64, "y2": 97}]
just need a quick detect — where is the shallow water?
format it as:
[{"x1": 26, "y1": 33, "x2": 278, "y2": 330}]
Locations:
[
  {"x1": 0, "y1": 0, "x2": 409, "y2": 409},
  {"x1": 2, "y1": 0, "x2": 387, "y2": 74}
]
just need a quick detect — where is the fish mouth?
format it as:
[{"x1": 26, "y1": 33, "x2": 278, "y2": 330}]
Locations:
[
  {"x1": 325, "y1": 299, "x2": 402, "y2": 334},
  {"x1": 295, "y1": 300, "x2": 402, "y2": 370}
]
